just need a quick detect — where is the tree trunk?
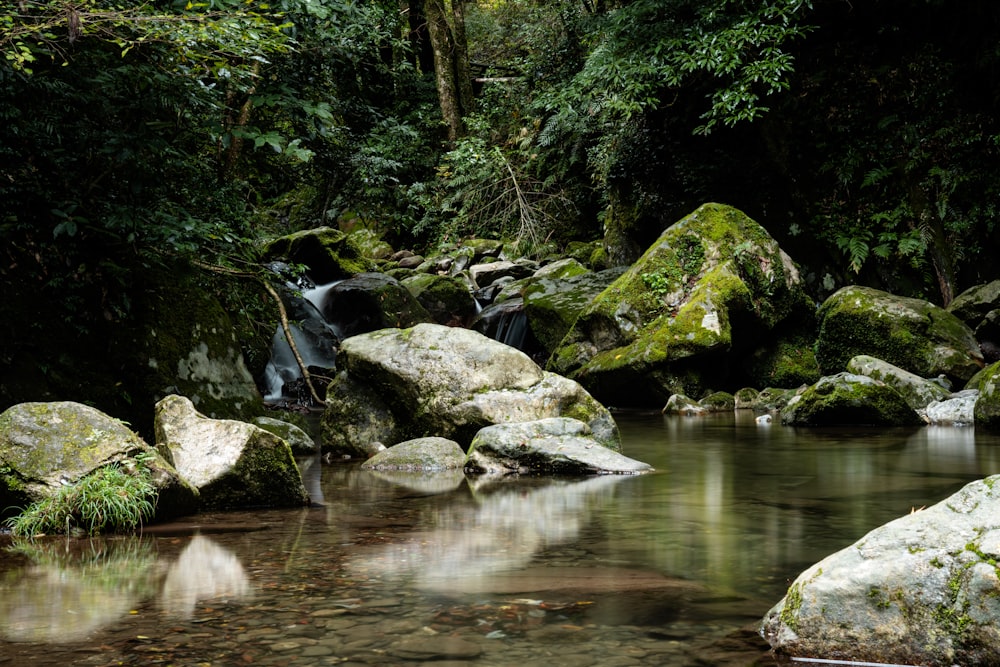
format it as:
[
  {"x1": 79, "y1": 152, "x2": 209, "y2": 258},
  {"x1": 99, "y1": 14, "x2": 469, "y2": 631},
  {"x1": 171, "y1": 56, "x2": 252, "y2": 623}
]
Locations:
[
  {"x1": 424, "y1": 0, "x2": 468, "y2": 145},
  {"x1": 407, "y1": 0, "x2": 435, "y2": 75},
  {"x1": 451, "y1": 0, "x2": 475, "y2": 119}
]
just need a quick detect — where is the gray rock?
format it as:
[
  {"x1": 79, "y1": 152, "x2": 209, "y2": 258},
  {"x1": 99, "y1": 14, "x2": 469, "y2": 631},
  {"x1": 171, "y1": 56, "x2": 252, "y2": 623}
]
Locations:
[
  {"x1": 948, "y1": 279, "x2": 1000, "y2": 327},
  {"x1": 469, "y1": 260, "x2": 535, "y2": 287},
  {"x1": 816, "y1": 285, "x2": 984, "y2": 383},
  {"x1": 974, "y1": 361, "x2": 1000, "y2": 429},
  {"x1": 465, "y1": 418, "x2": 652, "y2": 476},
  {"x1": 847, "y1": 354, "x2": 951, "y2": 411},
  {"x1": 923, "y1": 390, "x2": 978, "y2": 425},
  {"x1": 661, "y1": 393, "x2": 708, "y2": 416},
  {"x1": 252, "y1": 416, "x2": 317, "y2": 455},
  {"x1": 780, "y1": 372, "x2": 922, "y2": 426},
  {"x1": 361, "y1": 437, "x2": 465, "y2": 471},
  {"x1": 321, "y1": 324, "x2": 620, "y2": 454},
  {"x1": 761, "y1": 474, "x2": 1000, "y2": 666},
  {"x1": 0, "y1": 401, "x2": 197, "y2": 522},
  {"x1": 154, "y1": 395, "x2": 309, "y2": 509}
]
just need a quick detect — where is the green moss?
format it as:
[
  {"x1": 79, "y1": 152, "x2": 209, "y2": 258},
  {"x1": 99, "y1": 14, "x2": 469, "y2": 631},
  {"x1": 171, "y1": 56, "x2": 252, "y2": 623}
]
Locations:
[{"x1": 781, "y1": 582, "x2": 804, "y2": 631}]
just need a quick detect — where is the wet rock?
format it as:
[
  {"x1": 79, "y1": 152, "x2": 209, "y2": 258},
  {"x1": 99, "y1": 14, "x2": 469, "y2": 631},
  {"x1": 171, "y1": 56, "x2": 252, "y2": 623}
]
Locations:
[
  {"x1": 154, "y1": 395, "x2": 309, "y2": 509},
  {"x1": 319, "y1": 273, "x2": 433, "y2": 338},
  {"x1": 465, "y1": 418, "x2": 651, "y2": 476},
  {"x1": 780, "y1": 373, "x2": 922, "y2": 426},
  {"x1": 400, "y1": 273, "x2": 478, "y2": 326},
  {"x1": 923, "y1": 390, "x2": 978, "y2": 425},
  {"x1": 974, "y1": 360, "x2": 1000, "y2": 429},
  {"x1": 263, "y1": 226, "x2": 373, "y2": 284},
  {"x1": 661, "y1": 393, "x2": 708, "y2": 416},
  {"x1": 761, "y1": 474, "x2": 1000, "y2": 666}
]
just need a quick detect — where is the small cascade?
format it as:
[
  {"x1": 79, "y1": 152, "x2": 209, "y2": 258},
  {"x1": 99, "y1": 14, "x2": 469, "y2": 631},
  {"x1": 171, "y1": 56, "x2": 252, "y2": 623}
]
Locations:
[
  {"x1": 494, "y1": 308, "x2": 528, "y2": 349},
  {"x1": 261, "y1": 276, "x2": 343, "y2": 404}
]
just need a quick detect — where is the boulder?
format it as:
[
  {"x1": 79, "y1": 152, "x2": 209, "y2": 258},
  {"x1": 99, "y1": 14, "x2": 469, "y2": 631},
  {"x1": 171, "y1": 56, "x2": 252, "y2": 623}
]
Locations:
[
  {"x1": 154, "y1": 395, "x2": 309, "y2": 509},
  {"x1": 948, "y1": 279, "x2": 1000, "y2": 328},
  {"x1": 320, "y1": 324, "x2": 620, "y2": 456},
  {"x1": 661, "y1": 393, "x2": 708, "y2": 416},
  {"x1": 361, "y1": 437, "x2": 466, "y2": 471},
  {"x1": 924, "y1": 390, "x2": 978, "y2": 426},
  {"x1": 761, "y1": 475, "x2": 1000, "y2": 666},
  {"x1": 0, "y1": 401, "x2": 197, "y2": 522},
  {"x1": 815, "y1": 285, "x2": 983, "y2": 383},
  {"x1": 319, "y1": 272, "x2": 433, "y2": 338},
  {"x1": 262, "y1": 227, "x2": 374, "y2": 284},
  {"x1": 548, "y1": 203, "x2": 814, "y2": 407},
  {"x1": 400, "y1": 273, "x2": 478, "y2": 327},
  {"x1": 846, "y1": 355, "x2": 951, "y2": 411},
  {"x1": 974, "y1": 361, "x2": 1000, "y2": 429},
  {"x1": 469, "y1": 260, "x2": 535, "y2": 287},
  {"x1": 252, "y1": 416, "x2": 317, "y2": 456},
  {"x1": 780, "y1": 373, "x2": 922, "y2": 426},
  {"x1": 465, "y1": 418, "x2": 652, "y2": 476}
]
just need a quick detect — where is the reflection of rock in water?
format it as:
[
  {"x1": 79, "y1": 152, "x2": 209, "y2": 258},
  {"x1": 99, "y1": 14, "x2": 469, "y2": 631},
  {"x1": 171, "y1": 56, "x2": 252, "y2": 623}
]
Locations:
[
  {"x1": 160, "y1": 535, "x2": 252, "y2": 617},
  {"x1": 0, "y1": 538, "x2": 158, "y2": 642},
  {"x1": 342, "y1": 475, "x2": 643, "y2": 591}
]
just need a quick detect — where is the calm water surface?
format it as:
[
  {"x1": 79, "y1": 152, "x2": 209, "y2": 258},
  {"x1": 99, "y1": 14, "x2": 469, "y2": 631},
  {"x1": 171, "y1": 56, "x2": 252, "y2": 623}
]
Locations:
[{"x1": 2, "y1": 411, "x2": 999, "y2": 666}]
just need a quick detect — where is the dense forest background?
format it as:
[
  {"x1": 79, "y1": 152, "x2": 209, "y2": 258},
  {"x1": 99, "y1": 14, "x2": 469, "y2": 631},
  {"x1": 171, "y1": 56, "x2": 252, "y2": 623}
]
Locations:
[{"x1": 2, "y1": 0, "x2": 1000, "y2": 408}]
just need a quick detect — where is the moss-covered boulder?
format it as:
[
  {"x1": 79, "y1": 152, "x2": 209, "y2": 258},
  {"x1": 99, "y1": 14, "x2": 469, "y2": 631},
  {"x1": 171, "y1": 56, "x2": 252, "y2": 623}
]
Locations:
[
  {"x1": 815, "y1": 285, "x2": 983, "y2": 383},
  {"x1": 318, "y1": 273, "x2": 433, "y2": 338},
  {"x1": 0, "y1": 401, "x2": 198, "y2": 522},
  {"x1": 762, "y1": 475, "x2": 1000, "y2": 665},
  {"x1": 780, "y1": 373, "x2": 922, "y2": 426},
  {"x1": 263, "y1": 227, "x2": 374, "y2": 284},
  {"x1": 154, "y1": 395, "x2": 308, "y2": 510},
  {"x1": 742, "y1": 329, "x2": 821, "y2": 389},
  {"x1": 548, "y1": 203, "x2": 814, "y2": 406},
  {"x1": 949, "y1": 280, "x2": 1000, "y2": 327},
  {"x1": 252, "y1": 416, "x2": 317, "y2": 456},
  {"x1": 320, "y1": 323, "x2": 620, "y2": 457},
  {"x1": 400, "y1": 273, "x2": 478, "y2": 327},
  {"x1": 361, "y1": 437, "x2": 466, "y2": 471},
  {"x1": 974, "y1": 361, "x2": 1000, "y2": 429}
]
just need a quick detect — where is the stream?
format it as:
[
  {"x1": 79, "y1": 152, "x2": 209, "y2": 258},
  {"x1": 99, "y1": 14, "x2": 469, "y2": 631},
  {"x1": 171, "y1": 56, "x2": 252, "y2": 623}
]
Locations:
[{"x1": 2, "y1": 411, "x2": 999, "y2": 666}]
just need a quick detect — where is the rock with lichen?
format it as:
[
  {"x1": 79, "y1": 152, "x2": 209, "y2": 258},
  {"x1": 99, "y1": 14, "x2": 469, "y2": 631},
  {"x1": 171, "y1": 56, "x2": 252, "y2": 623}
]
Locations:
[
  {"x1": 761, "y1": 474, "x2": 1000, "y2": 666},
  {"x1": 0, "y1": 401, "x2": 197, "y2": 522},
  {"x1": 548, "y1": 203, "x2": 814, "y2": 406}
]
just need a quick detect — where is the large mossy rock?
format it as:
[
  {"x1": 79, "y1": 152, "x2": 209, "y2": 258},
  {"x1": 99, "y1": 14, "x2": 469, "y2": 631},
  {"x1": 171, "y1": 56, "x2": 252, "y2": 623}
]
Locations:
[
  {"x1": 815, "y1": 285, "x2": 983, "y2": 383},
  {"x1": 320, "y1": 324, "x2": 620, "y2": 457},
  {"x1": 973, "y1": 361, "x2": 1000, "y2": 429},
  {"x1": 548, "y1": 203, "x2": 814, "y2": 406},
  {"x1": 761, "y1": 475, "x2": 1000, "y2": 666},
  {"x1": 154, "y1": 395, "x2": 308, "y2": 510},
  {"x1": 0, "y1": 401, "x2": 198, "y2": 522},
  {"x1": 949, "y1": 280, "x2": 1000, "y2": 363},
  {"x1": 780, "y1": 372, "x2": 922, "y2": 426},
  {"x1": 263, "y1": 227, "x2": 374, "y2": 284}
]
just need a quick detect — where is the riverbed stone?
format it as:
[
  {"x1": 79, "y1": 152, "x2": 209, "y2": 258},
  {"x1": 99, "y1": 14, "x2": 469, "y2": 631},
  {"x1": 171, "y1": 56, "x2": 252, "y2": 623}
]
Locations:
[
  {"x1": 0, "y1": 401, "x2": 198, "y2": 522},
  {"x1": 924, "y1": 390, "x2": 978, "y2": 425},
  {"x1": 318, "y1": 272, "x2": 433, "y2": 339},
  {"x1": 400, "y1": 273, "x2": 478, "y2": 327},
  {"x1": 465, "y1": 418, "x2": 651, "y2": 476},
  {"x1": 780, "y1": 372, "x2": 922, "y2": 426},
  {"x1": 321, "y1": 324, "x2": 620, "y2": 454},
  {"x1": 761, "y1": 474, "x2": 1000, "y2": 666},
  {"x1": 846, "y1": 354, "x2": 951, "y2": 411},
  {"x1": 816, "y1": 285, "x2": 984, "y2": 383},
  {"x1": 252, "y1": 416, "x2": 317, "y2": 455},
  {"x1": 548, "y1": 203, "x2": 814, "y2": 407},
  {"x1": 154, "y1": 394, "x2": 309, "y2": 509},
  {"x1": 390, "y1": 636, "x2": 483, "y2": 660}
]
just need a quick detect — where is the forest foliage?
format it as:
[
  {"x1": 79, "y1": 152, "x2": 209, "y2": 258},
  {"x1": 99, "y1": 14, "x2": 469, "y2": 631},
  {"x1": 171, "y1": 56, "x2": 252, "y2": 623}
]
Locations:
[{"x1": 2, "y1": 0, "x2": 1000, "y2": 313}]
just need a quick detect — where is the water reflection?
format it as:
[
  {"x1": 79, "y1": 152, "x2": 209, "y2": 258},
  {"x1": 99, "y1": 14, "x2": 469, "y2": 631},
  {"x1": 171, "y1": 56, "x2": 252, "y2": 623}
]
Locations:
[
  {"x1": 159, "y1": 535, "x2": 252, "y2": 617},
  {"x1": 0, "y1": 533, "x2": 251, "y2": 641},
  {"x1": 343, "y1": 475, "x2": 636, "y2": 592}
]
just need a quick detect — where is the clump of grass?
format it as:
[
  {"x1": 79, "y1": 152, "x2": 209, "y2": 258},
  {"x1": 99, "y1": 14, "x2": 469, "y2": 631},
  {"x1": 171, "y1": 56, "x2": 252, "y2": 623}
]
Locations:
[{"x1": 4, "y1": 457, "x2": 157, "y2": 538}]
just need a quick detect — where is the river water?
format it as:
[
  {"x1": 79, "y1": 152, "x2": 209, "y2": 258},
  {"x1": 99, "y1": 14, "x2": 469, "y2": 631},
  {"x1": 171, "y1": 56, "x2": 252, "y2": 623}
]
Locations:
[{"x1": 2, "y1": 411, "x2": 999, "y2": 666}]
